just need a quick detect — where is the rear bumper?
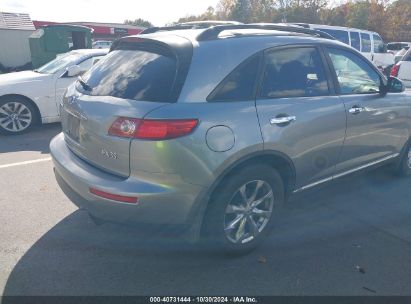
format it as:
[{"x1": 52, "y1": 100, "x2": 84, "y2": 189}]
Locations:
[{"x1": 50, "y1": 133, "x2": 206, "y2": 225}]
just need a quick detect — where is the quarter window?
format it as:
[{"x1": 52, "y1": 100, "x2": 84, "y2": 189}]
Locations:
[
  {"x1": 361, "y1": 33, "x2": 371, "y2": 52},
  {"x1": 259, "y1": 47, "x2": 329, "y2": 99},
  {"x1": 327, "y1": 48, "x2": 381, "y2": 95},
  {"x1": 208, "y1": 54, "x2": 261, "y2": 102}
]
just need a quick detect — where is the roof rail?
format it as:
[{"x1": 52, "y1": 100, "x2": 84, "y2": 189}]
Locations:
[
  {"x1": 141, "y1": 25, "x2": 200, "y2": 34},
  {"x1": 196, "y1": 23, "x2": 336, "y2": 41},
  {"x1": 141, "y1": 21, "x2": 242, "y2": 35}
]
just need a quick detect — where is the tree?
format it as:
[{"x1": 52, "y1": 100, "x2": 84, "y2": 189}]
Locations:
[
  {"x1": 124, "y1": 18, "x2": 153, "y2": 28},
  {"x1": 386, "y1": 0, "x2": 411, "y2": 41},
  {"x1": 230, "y1": 0, "x2": 253, "y2": 23},
  {"x1": 215, "y1": 0, "x2": 237, "y2": 19}
]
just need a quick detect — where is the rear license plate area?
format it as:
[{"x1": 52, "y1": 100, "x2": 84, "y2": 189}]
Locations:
[{"x1": 66, "y1": 114, "x2": 80, "y2": 142}]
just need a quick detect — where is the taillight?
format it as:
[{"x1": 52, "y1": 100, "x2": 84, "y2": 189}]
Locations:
[
  {"x1": 108, "y1": 117, "x2": 198, "y2": 140},
  {"x1": 391, "y1": 63, "x2": 401, "y2": 77}
]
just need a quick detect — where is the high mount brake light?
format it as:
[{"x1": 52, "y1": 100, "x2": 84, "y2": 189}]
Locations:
[{"x1": 108, "y1": 117, "x2": 198, "y2": 140}]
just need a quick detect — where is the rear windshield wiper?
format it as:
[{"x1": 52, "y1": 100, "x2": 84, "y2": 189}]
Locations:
[{"x1": 78, "y1": 76, "x2": 92, "y2": 92}]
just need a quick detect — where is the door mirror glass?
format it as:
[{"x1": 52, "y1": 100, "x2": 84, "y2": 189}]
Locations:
[
  {"x1": 66, "y1": 65, "x2": 83, "y2": 77},
  {"x1": 387, "y1": 76, "x2": 405, "y2": 93}
]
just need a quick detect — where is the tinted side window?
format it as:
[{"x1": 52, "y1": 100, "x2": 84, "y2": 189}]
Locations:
[
  {"x1": 350, "y1": 32, "x2": 361, "y2": 51},
  {"x1": 403, "y1": 48, "x2": 411, "y2": 61},
  {"x1": 208, "y1": 54, "x2": 261, "y2": 102},
  {"x1": 327, "y1": 48, "x2": 381, "y2": 95},
  {"x1": 361, "y1": 33, "x2": 371, "y2": 52},
  {"x1": 315, "y1": 28, "x2": 349, "y2": 45},
  {"x1": 80, "y1": 49, "x2": 177, "y2": 102},
  {"x1": 373, "y1": 34, "x2": 384, "y2": 53},
  {"x1": 260, "y1": 47, "x2": 329, "y2": 99}
]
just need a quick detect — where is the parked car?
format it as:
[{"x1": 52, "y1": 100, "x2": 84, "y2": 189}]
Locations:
[
  {"x1": 51, "y1": 24, "x2": 411, "y2": 253},
  {"x1": 294, "y1": 23, "x2": 395, "y2": 71},
  {"x1": 391, "y1": 47, "x2": 411, "y2": 87},
  {"x1": 0, "y1": 49, "x2": 108, "y2": 135},
  {"x1": 92, "y1": 40, "x2": 112, "y2": 49},
  {"x1": 387, "y1": 42, "x2": 411, "y2": 54}
]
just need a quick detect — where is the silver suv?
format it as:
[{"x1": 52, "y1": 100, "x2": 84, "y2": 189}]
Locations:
[{"x1": 51, "y1": 24, "x2": 411, "y2": 253}]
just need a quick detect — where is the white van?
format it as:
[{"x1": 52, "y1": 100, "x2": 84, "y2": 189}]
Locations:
[{"x1": 293, "y1": 24, "x2": 395, "y2": 70}]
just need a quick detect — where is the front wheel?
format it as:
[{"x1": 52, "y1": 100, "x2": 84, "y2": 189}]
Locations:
[
  {"x1": 0, "y1": 97, "x2": 37, "y2": 135},
  {"x1": 202, "y1": 164, "x2": 285, "y2": 254}
]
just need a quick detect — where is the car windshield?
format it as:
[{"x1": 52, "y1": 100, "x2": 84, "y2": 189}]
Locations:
[{"x1": 35, "y1": 53, "x2": 87, "y2": 74}]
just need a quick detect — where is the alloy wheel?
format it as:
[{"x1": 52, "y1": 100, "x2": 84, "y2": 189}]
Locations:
[
  {"x1": 224, "y1": 180, "x2": 274, "y2": 244},
  {"x1": 0, "y1": 102, "x2": 32, "y2": 133}
]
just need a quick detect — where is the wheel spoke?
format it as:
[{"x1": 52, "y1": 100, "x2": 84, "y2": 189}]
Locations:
[
  {"x1": 16, "y1": 119, "x2": 23, "y2": 130},
  {"x1": 226, "y1": 204, "x2": 245, "y2": 214},
  {"x1": 225, "y1": 214, "x2": 244, "y2": 231},
  {"x1": 252, "y1": 208, "x2": 271, "y2": 218},
  {"x1": 248, "y1": 180, "x2": 264, "y2": 204},
  {"x1": 17, "y1": 104, "x2": 27, "y2": 114},
  {"x1": 250, "y1": 190, "x2": 273, "y2": 209},
  {"x1": 7, "y1": 103, "x2": 16, "y2": 112},
  {"x1": 0, "y1": 107, "x2": 11, "y2": 116},
  {"x1": 235, "y1": 217, "x2": 247, "y2": 242},
  {"x1": 247, "y1": 215, "x2": 259, "y2": 237},
  {"x1": 0, "y1": 117, "x2": 11, "y2": 127},
  {"x1": 12, "y1": 120, "x2": 18, "y2": 131},
  {"x1": 239, "y1": 184, "x2": 248, "y2": 203}
]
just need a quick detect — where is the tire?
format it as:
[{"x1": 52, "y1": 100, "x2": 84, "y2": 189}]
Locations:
[
  {"x1": 201, "y1": 164, "x2": 285, "y2": 254},
  {"x1": 395, "y1": 140, "x2": 411, "y2": 177},
  {"x1": 0, "y1": 96, "x2": 37, "y2": 135}
]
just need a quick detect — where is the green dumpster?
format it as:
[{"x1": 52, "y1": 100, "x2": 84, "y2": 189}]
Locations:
[{"x1": 29, "y1": 25, "x2": 93, "y2": 68}]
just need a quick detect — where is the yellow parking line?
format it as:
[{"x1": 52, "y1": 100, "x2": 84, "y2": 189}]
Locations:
[{"x1": 0, "y1": 157, "x2": 52, "y2": 169}]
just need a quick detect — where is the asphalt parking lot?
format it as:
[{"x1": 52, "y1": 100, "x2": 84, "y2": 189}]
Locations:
[{"x1": 1, "y1": 123, "x2": 411, "y2": 296}]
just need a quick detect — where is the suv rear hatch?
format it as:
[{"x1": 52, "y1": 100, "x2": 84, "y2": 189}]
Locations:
[{"x1": 61, "y1": 35, "x2": 193, "y2": 177}]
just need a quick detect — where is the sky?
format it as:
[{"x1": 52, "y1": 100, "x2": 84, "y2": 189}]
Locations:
[{"x1": 0, "y1": 0, "x2": 221, "y2": 26}]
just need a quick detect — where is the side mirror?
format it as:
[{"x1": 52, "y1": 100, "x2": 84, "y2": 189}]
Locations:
[
  {"x1": 385, "y1": 76, "x2": 406, "y2": 93},
  {"x1": 66, "y1": 65, "x2": 83, "y2": 77}
]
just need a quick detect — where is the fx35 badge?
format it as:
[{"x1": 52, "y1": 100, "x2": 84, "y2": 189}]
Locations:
[{"x1": 101, "y1": 148, "x2": 119, "y2": 160}]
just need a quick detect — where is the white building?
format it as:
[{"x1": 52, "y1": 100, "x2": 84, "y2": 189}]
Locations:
[{"x1": 0, "y1": 12, "x2": 35, "y2": 68}]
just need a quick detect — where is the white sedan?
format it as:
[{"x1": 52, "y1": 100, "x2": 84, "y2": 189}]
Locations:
[{"x1": 0, "y1": 49, "x2": 108, "y2": 135}]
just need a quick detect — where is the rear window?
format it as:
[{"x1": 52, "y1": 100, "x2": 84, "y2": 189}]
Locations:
[
  {"x1": 388, "y1": 43, "x2": 408, "y2": 51},
  {"x1": 403, "y1": 49, "x2": 411, "y2": 61},
  {"x1": 315, "y1": 28, "x2": 349, "y2": 45},
  {"x1": 78, "y1": 48, "x2": 178, "y2": 102}
]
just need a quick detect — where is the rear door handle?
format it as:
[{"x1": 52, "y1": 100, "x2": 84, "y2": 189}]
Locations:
[
  {"x1": 270, "y1": 116, "x2": 296, "y2": 125},
  {"x1": 348, "y1": 106, "x2": 365, "y2": 115}
]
